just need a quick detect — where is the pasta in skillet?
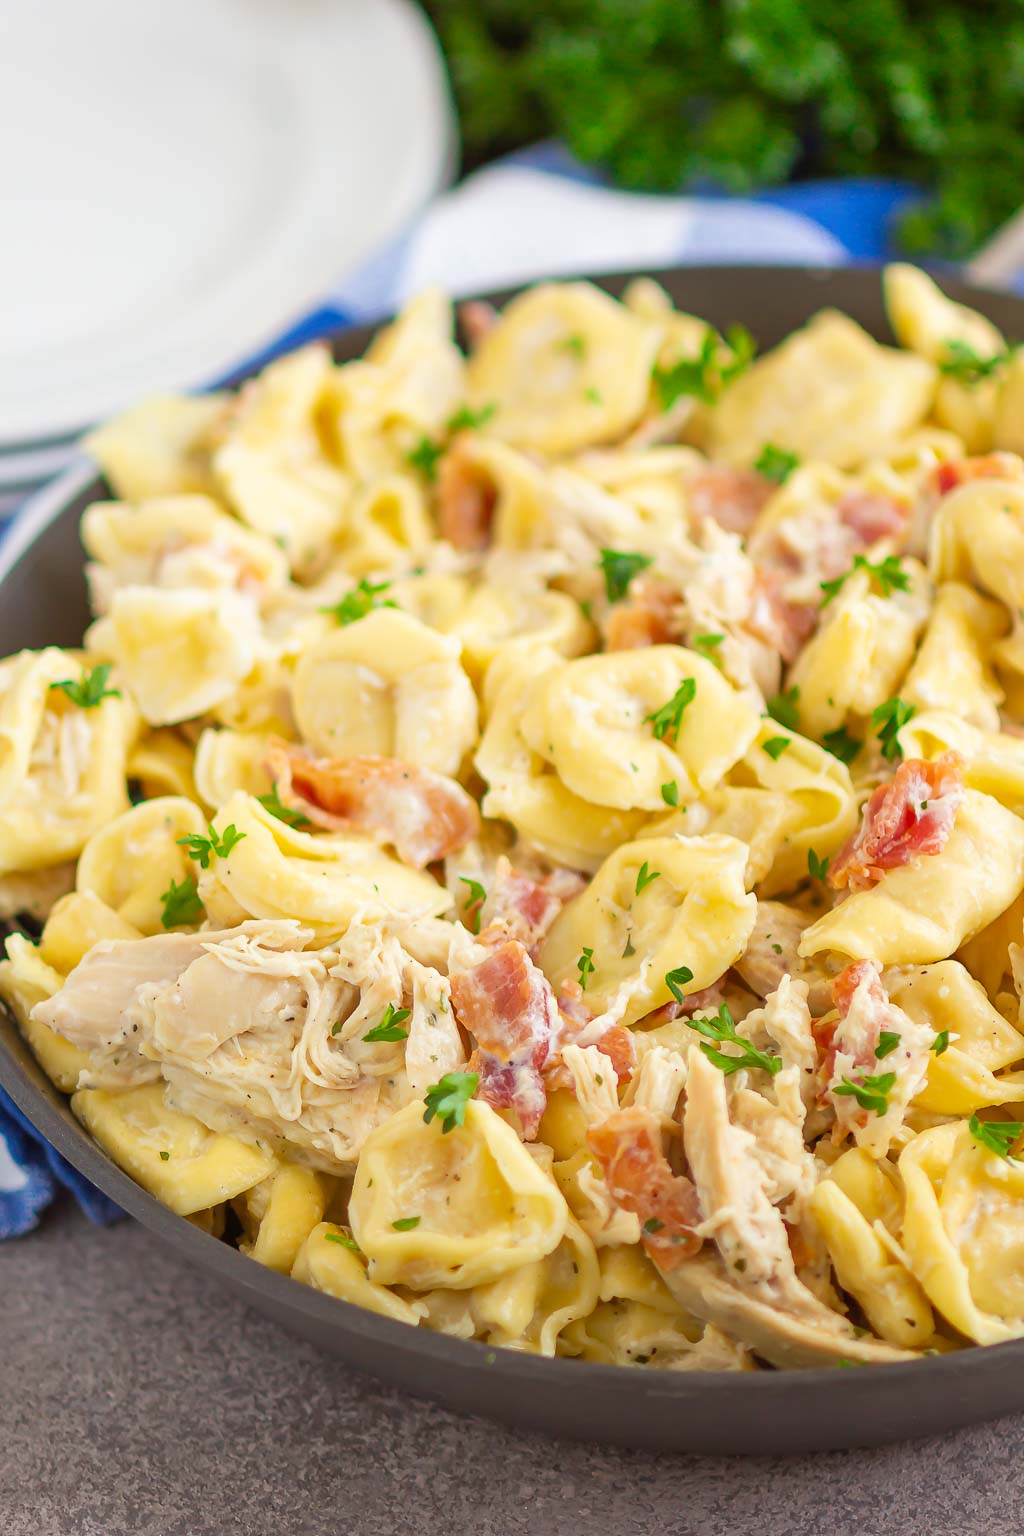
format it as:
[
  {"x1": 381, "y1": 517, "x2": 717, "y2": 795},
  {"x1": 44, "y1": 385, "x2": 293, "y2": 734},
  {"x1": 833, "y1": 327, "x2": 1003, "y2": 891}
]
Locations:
[{"x1": 11, "y1": 265, "x2": 1024, "y2": 1375}]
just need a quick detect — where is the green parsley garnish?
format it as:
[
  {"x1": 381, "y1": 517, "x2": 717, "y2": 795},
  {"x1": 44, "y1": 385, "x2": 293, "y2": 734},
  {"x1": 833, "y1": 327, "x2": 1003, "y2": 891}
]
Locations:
[
  {"x1": 458, "y1": 876, "x2": 487, "y2": 935},
  {"x1": 50, "y1": 663, "x2": 120, "y2": 710},
  {"x1": 325, "y1": 1230, "x2": 360, "y2": 1251},
  {"x1": 321, "y1": 577, "x2": 396, "y2": 627},
  {"x1": 646, "y1": 678, "x2": 696, "y2": 742},
  {"x1": 692, "y1": 632, "x2": 725, "y2": 667},
  {"x1": 872, "y1": 696, "x2": 916, "y2": 763},
  {"x1": 660, "y1": 780, "x2": 680, "y2": 807},
  {"x1": 407, "y1": 435, "x2": 445, "y2": 480},
  {"x1": 807, "y1": 848, "x2": 830, "y2": 882},
  {"x1": 643, "y1": 1217, "x2": 664, "y2": 1234},
  {"x1": 584, "y1": 385, "x2": 603, "y2": 404},
  {"x1": 686, "y1": 1003, "x2": 782, "y2": 1077},
  {"x1": 820, "y1": 554, "x2": 911, "y2": 606},
  {"x1": 754, "y1": 443, "x2": 799, "y2": 483},
  {"x1": 423, "y1": 1072, "x2": 479, "y2": 1134},
  {"x1": 257, "y1": 783, "x2": 312, "y2": 829},
  {"x1": 363, "y1": 1003, "x2": 412, "y2": 1043},
  {"x1": 176, "y1": 823, "x2": 246, "y2": 870},
  {"x1": 665, "y1": 965, "x2": 695, "y2": 1004},
  {"x1": 652, "y1": 324, "x2": 755, "y2": 410},
  {"x1": 561, "y1": 333, "x2": 586, "y2": 356},
  {"x1": 447, "y1": 402, "x2": 496, "y2": 432},
  {"x1": 766, "y1": 685, "x2": 800, "y2": 732},
  {"x1": 932, "y1": 1030, "x2": 950, "y2": 1056},
  {"x1": 833, "y1": 1072, "x2": 897, "y2": 1115},
  {"x1": 875, "y1": 1031, "x2": 901, "y2": 1060},
  {"x1": 392, "y1": 1216, "x2": 421, "y2": 1232},
  {"x1": 762, "y1": 736, "x2": 791, "y2": 761},
  {"x1": 160, "y1": 875, "x2": 204, "y2": 930},
  {"x1": 159, "y1": 1150, "x2": 170, "y2": 1162},
  {"x1": 598, "y1": 548, "x2": 653, "y2": 603},
  {"x1": 969, "y1": 1113, "x2": 1024, "y2": 1159},
  {"x1": 938, "y1": 339, "x2": 1016, "y2": 384},
  {"x1": 635, "y1": 861, "x2": 660, "y2": 895},
  {"x1": 822, "y1": 726, "x2": 862, "y2": 766},
  {"x1": 577, "y1": 947, "x2": 595, "y2": 989}
]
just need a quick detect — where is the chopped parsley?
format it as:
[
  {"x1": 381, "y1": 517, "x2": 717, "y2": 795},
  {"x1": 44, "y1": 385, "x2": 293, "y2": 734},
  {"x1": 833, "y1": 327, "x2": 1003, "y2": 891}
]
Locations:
[
  {"x1": 598, "y1": 547, "x2": 653, "y2": 603},
  {"x1": 646, "y1": 678, "x2": 696, "y2": 742},
  {"x1": 447, "y1": 402, "x2": 496, "y2": 432},
  {"x1": 635, "y1": 861, "x2": 660, "y2": 895},
  {"x1": 159, "y1": 1150, "x2": 170, "y2": 1162},
  {"x1": 561, "y1": 333, "x2": 586, "y2": 356},
  {"x1": 363, "y1": 1003, "x2": 412, "y2": 1043},
  {"x1": 761, "y1": 735, "x2": 791, "y2": 761},
  {"x1": 160, "y1": 875, "x2": 204, "y2": 930},
  {"x1": 754, "y1": 443, "x2": 799, "y2": 483},
  {"x1": 652, "y1": 323, "x2": 755, "y2": 411},
  {"x1": 458, "y1": 876, "x2": 487, "y2": 935},
  {"x1": 584, "y1": 385, "x2": 603, "y2": 404},
  {"x1": 176, "y1": 823, "x2": 246, "y2": 870},
  {"x1": 807, "y1": 848, "x2": 830, "y2": 882},
  {"x1": 938, "y1": 339, "x2": 1016, "y2": 384},
  {"x1": 577, "y1": 947, "x2": 596, "y2": 990},
  {"x1": 325, "y1": 1230, "x2": 360, "y2": 1251},
  {"x1": 766, "y1": 685, "x2": 800, "y2": 733},
  {"x1": 872, "y1": 696, "x2": 916, "y2": 763},
  {"x1": 692, "y1": 631, "x2": 725, "y2": 667},
  {"x1": 686, "y1": 1003, "x2": 782, "y2": 1077},
  {"x1": 833, "y1": 1072, "x2": 897, "y2": 1116},
  {"x1": 665, "y1": 965, "x2": 695, "y2": 1004},
  {"x1": 969, "y1": 1113, "x2": 1024, "y2": 1159},
  {"x1": 391, "y1": 1216, "x2": 421, "y2": 1232},
  {"x1": 932, "y1": 1030, "x2": 950, "y2": 1056},
  {"x1": 820, "y1": 554, "x2": 911, "y2": 606},
  {"x1": 423, "y1": 1071, "x2": 479, "y2": 1134},
  {"x1": 822, "y1": 726, "x2": 862, "y2": 766},
  {"x1": 320, "y1": 577, "x2": 397, "y2": 627},
  {"x1": 257, "y1": 783, "x2": 312, "y2": 829},
  {"x1": 875, "y1": 1030, "x2": 901, "y2": 1060},
  {"x1": 407, "y1": 435, "x2": 445, "y2": 480},
  {"x1": 643, "y1": 1217, "x2": 664, "y2": 1234},
  {"x1": 50, "y1": 663, "x2": 120, "y2": 709},
  {"x1": 660, "y1": 780, "x2": 680, "y2": 807}
]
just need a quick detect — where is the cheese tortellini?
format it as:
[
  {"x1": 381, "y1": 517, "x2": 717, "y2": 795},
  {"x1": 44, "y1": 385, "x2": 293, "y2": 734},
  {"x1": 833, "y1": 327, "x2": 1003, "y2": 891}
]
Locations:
[{"x1": 13, "y1": 268, "x2": 1024, "y2": 1379}]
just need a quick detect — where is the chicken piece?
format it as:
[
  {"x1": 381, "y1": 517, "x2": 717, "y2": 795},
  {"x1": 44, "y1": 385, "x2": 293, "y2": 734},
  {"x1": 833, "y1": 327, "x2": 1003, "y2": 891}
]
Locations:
[
  {"x1": 628, "y1": 1044, "x2": 687, "y2": 1122},
  {"x1": 688, "y1": 463, "x2": 775, "y2": 537},
  {"x1": 267, "y1": 741, "x2": 479, "y2": 868},
  {"x1": 823, "y1": 960, "x2": 935, "y2": 1156},
  {"x1": 450, "y1": 937, "x2": 559, "y2": 1139},
  {"x1": 436, "y1": 440, "x2": 496, "y2": 551},
  {"x1": 559, "y1": 1043, "x2": 620, "y2": 1123},
  {"x1": 830, "y1": 752, "x2": 965, "y2": 892},
  {"x1": 735, "y1": 901, "x2": 836, "y2": 1016},
  {"x1": 587, "y1": 1106, "x2": 702, "y2": 1268}
]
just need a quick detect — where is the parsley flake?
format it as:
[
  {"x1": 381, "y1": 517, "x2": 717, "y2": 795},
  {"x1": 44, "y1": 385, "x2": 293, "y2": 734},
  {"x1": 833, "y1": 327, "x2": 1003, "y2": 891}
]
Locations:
[
  {"x1": 321, "y1": 577, "x2": 397, "y2": 627},
  {"x1": 561, "y1": 333, "x2": 586, "y2": 356},
  {"x1": 635, "y1": 861, "x2": 661, "y2": 895},
  {"x1": 407, "y1": 435, "x2": 444, "y2": 480},
  {"x1": 660, "y1": 780, "x2": 680, "y2": 807},
  {"x1": 392, "y1": 1216, "x2": 421, "y2": 1232},
  {"x1": 584, "y1": 385, "x2": 603, "y2": 405},
  {"x1": 325, "y1": 1230, "x2": 360, "y2": 1251},
  {"x1": 807, "y1": 848, "x2": 830, "y2": 882},
  {"x1": 159, "y1": 1150, "x2": 170, "y2": 1162},
  {"x1": 821, "y1": 554, "x2": 911, "y2": 606},
  {"x1": 176, "y1": 823, "x2": 246, "y2": 870},
  {"x1": 754, "y1": 443, "x2": 799, "y2": 483},
  {"x1": 822, "y1": 726, "x2": 862, "y2": 766},
  {"x1": 160, "y1": 875, "x2": 204, "y2": 930},
  {"x1": 598, "y1": 547, "x2": 653, "y2": 603},
  {"x1": 932, "y1": 1030, "x2": 950, "y2": 1056},
  {"x1": 257, "y1": 783, "x2": 312, "y2": 829},
  {"x1": 833, "y1": 1072, "x2": 896, "y2": 1115},
  {"x1": 969, "y1": 1113, "x2": 1024, "y2": 1159},
  {"x1": 762, "y1": 735, "x2": 791, "y2": 761},
  {"x1": 939, "y1": 339, "x2": 1016, "y2": 384},
  {"x1": 363, "y1": 1003, "x2": 412, "y2": 1043},
  {"x1": 686, "y1": 1004, "x2": 782, "y2": 1077},
  {"x1": 692, "y1": 632, "x2": 725, "y2": 667},
  {"x1": 665, "y1": 965, "x2": 695, "y2": 1005},
  {"x1": 643, "y1": 1217, "x2": 664, "y2": 1234},
  {"x1": 458, "y1": 876, "x2": 487, "y2": 935},
  {"x1": 646, "y1": 678, "x2": 696, "y2": 742},
  {"x1": 50, "y1": 663, "x2": 120, "y2": 710},
  {"x1": 447, "y1": 402, "x2": 496, "y2": 432},
  {"x1": 766, "y1": 685, "x2": 800, "y2": 732},
  {"x1": 423, "y1": 1072, "x2": 479, "y2": 1134},
  {"x1": 652, "y1": 324, "x2": 755, "y2": 410},
  {"x1": 577, "y1": 947, "x2": 596, "y2": 989},
  {"x1": 875, "y1": 1030, "x2": 901, "y2": 1060},
  {"x1": 872, "y1": 696, "x2": 916, "y2": 762}
]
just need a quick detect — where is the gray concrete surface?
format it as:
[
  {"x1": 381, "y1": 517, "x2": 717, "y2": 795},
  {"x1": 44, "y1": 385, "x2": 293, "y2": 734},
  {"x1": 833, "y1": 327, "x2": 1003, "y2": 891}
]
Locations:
[{"x1": 1, "y1": 1201, "x2": 1022, "y2": 1536}]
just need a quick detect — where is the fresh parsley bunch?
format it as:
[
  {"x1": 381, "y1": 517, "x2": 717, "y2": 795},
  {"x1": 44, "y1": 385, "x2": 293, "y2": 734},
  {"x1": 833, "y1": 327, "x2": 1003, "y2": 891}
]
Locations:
[{"x1": 424, "y1": 0, "x2": 1024, "y2": 255}]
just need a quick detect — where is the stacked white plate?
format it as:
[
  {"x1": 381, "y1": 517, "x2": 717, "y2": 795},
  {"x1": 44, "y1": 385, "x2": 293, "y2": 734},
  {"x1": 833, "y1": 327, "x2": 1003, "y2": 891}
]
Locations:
[{"x1": 0, "y1": 0, "x2": 455, "y2": 519}]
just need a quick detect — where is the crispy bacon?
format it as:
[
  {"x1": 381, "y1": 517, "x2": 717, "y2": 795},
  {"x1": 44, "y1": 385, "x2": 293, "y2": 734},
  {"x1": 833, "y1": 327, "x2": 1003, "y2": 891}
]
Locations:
[
  {"x1": 830, "y1": 752, "x2": 965, "y2": 893},
  {"x1": 747, "y1": 565, "x2": 818, "y2": 663},
  {"x1": 477, "y1": 860, "x2": 585, "y2": 954},
  {"x1": 910, "y1": 452, "x2": 1024, "y2": 556},
  {"x1": 450, "y1": 939, "x2": 557, "y2": 1139},
  {"x1": 836, "y1": 490, "x2": 909, "y2": 546},
  {"x1": 266, "y1": 741, "x2": 479, "y2": 868},
  {"x1": 437, "y1": 442, "x2": 497, "y2": 551},
  {"x1": 604, "y1": 574, "x2": 684, "y2": 651},
  {"x1": 588, "y1": 1106, "x2": 702, "y2": 1269},
  {"x1": 821, "y1": 959, "x2": 934, "y2": 1150},
  {"x1": 545, "y1": 978, "x2": 637, "y2": 1090},
  {"x1": 459, "y1": 300, "x2": 498, "y2": 350},
  {"x1": 689, "y1": 465, "x2": 775, "y2": 536}
]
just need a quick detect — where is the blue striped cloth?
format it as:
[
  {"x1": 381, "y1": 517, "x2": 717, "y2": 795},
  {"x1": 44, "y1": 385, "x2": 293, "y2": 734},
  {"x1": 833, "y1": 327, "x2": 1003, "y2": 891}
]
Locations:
[{"x1": 0, "y1": 150, "x2": 938, "y2": 1238}]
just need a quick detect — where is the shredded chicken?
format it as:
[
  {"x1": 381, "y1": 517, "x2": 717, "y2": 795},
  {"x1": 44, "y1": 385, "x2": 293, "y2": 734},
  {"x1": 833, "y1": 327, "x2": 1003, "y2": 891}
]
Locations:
[{"x1": 735, "y1": 902, "x2": 836, "y2": 1016}]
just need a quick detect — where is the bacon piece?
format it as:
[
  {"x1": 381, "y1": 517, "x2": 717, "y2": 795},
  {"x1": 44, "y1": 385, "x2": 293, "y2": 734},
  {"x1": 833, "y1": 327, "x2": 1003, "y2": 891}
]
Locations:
[
  {"x1": 830, "y1": 752, "x2": 965, "y2": 893},
  {"x1": 436, "y1": 441, "x2": 497, "y2": 551},
  {"x1": 459, "y1": 300, "x2": 498, "y2": 350},
  {"x1": 451, "y1": 939, "x2": 557, "y2": 1139},
  {"x1": 747, "y1": 565, "x2": 818, "y2": 663},
  {"x1": 836, "y1": 490, "x2": 909, "y2": 546},
  {"x1": 910, "y1": 452, "x2": 1024, "y2": 556},
  {"x1": 266, "y1": 742, "x2": 479, "y2": 868},
  {"x1": 588, "y1": 1106, "x2": 702, "y2": 1269},
  {"x1": 544, "y1": 979, "x2": 637, "y2": 1091},
  {"x1": 477, "y1": 860, "x2": 585, "y2": 954},
  {"x1": 604, "y1": 575, "x2": 683, "y2": 651},
  {"x1": 689, "y1": 465, "x2": 775, "y2": 536}
]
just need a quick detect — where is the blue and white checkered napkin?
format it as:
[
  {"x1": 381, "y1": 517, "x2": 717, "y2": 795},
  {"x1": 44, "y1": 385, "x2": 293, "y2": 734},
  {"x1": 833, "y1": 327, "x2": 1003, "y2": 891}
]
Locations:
[{"x1": 0, "y1": 150, "x2": 921, "y2": 1238}]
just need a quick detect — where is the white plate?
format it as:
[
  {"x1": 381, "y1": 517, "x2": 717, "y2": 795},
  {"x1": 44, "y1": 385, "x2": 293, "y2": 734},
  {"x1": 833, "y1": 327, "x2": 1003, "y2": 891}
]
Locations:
[{"x1": 0, "y1": 0, "x2": 454, "y2": 447}]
